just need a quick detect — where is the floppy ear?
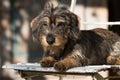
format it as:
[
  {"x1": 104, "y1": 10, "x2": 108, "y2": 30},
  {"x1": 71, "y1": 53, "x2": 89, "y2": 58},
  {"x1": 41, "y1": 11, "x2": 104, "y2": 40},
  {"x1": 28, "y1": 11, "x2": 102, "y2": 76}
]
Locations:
[
  {"x1": 69, "y1": 12, "x2": 80, "y2": 41},
  {"x1": 30, "y1": 15, "x2": 40, "y2": 41}
]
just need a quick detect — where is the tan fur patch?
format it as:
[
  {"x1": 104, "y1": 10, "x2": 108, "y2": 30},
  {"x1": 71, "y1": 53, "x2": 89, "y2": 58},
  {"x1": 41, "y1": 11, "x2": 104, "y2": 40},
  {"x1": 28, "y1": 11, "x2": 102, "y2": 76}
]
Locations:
[
  {"x1": 107, "y1": 56, "x2": 120, "y2": 65},
  {"x1": 40, "y1": 17, "x2": 50, "y2": 25},
  {"x1": 40, "y1": 35, "x2": 48, "y2": 51},
  {"x1": 54, "y1": 36, "x2": 67, "y2": 46},
  {"x1": 55, "y1": 18, "x2": 65, "y2": 26}
]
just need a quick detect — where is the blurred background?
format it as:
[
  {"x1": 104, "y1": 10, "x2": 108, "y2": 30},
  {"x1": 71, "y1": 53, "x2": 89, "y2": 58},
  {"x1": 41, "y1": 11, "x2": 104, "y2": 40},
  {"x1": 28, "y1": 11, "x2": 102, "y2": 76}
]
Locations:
[{"x1": 0, "y1": 0, "x2": 120, "y2": 80}]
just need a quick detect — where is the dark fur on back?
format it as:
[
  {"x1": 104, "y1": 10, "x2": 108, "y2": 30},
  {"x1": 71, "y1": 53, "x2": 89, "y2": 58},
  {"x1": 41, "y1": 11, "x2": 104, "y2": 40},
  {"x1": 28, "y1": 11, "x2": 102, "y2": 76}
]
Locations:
[
  {"x1": 31, "y1": 3, "x2": 120, "y2": 72},
  {"x1": 77, "y1": 28, "x2": 120, "y2": 65}
]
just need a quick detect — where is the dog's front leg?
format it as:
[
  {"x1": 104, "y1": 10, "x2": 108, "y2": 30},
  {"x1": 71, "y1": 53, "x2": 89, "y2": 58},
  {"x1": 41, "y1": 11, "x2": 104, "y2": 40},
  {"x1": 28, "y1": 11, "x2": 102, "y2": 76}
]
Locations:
[
  {"x1": 40, "y1": 48, "x2": 63, "y2": 67},
  {"x1": 54, "y1": 57, "x2": 80, "y2": 72},
  {"x1": 40, "y1": 51, "x2": 57, "y2": 67},
  {"x1": 54, "y1": 49, "x2": 87, "y2": 72}
]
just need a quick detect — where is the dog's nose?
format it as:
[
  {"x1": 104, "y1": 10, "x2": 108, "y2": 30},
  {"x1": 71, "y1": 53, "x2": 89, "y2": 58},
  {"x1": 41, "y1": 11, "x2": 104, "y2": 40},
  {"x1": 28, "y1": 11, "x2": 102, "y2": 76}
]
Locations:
[{"x1": 46, "y1": 34, "x2": 55, "y2": 45}]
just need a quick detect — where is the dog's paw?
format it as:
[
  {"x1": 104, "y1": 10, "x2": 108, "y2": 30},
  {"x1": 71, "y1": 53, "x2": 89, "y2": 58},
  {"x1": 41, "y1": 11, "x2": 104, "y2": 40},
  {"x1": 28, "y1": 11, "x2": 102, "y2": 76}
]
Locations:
[
  {"x1": 107, "y1": 56, "x2": 116, "y2": 65},
  {"x1": 107, "y1": 56, "x2": 120, "y2": 65},
  {"x1": 40, "y1": 56, "x2": 56, "y2": 67},
  {"x1": 54, "y1": 61, "x2": 69, "y2": 72}
]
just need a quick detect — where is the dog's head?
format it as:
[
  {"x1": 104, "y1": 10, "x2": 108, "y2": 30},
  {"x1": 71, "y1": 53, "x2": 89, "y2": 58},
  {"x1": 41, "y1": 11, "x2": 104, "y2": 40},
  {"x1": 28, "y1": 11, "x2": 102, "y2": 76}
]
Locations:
[{"x1": 31, "y1": 3, "x2": 79, "y2": 51}]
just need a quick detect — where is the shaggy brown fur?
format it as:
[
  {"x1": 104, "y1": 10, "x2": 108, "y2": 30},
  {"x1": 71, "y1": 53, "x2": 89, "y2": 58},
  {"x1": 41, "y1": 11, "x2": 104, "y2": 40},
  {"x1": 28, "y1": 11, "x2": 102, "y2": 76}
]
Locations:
[{"x1": 31, "y1": 3, "x2": 120, "y2": 72}]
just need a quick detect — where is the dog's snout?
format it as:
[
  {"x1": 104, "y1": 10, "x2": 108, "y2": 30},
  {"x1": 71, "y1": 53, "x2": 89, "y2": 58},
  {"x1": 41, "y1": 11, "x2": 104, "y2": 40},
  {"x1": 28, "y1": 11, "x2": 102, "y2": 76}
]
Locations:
[{"x1": 46, "y1": 34, "x2": 55, "y2": 45}]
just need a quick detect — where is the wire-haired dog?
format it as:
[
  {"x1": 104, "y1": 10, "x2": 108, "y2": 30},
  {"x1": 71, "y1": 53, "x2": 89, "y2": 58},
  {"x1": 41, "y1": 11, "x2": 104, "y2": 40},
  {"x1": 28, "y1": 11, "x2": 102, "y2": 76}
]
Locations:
[{"x1": 31, "y1": 3, "x2": 120, "y2": 72}]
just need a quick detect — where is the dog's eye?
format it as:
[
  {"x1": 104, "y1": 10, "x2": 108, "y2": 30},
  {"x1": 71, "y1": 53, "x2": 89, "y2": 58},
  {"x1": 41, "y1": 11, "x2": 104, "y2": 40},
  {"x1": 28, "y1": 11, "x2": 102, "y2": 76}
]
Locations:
[
  {"x1": 42, "y1": 23, "x2": 48, "y2": 27},
  {"x1": 57, "y1": 22, "x2": 65, "y2": 27}
]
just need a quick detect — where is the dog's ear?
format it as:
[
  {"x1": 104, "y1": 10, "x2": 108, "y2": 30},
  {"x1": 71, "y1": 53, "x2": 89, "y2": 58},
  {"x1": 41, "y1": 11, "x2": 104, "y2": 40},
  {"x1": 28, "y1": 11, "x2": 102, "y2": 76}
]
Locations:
[
  {"x1": 30, "y1": 15, "x2": 40, "y2": 41},
  {"x1": 69, "y1": 12, "x2": 79, "y2": 41}
]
